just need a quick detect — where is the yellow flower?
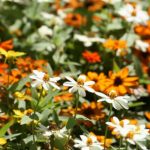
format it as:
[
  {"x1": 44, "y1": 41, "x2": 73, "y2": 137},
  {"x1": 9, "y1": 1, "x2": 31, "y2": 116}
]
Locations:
[
  {"x1": 0, "y1": 138, "x2": 7, "y2": 145},
  {"x1": 0, "y1": 48, "x2": 25, "y2": 59},
  {"x1": 13, "y1": 92, "x2": 31, "y2": 101},
  {"x1": 13, "y1": 110, "x2": 24, "y2": 118}
]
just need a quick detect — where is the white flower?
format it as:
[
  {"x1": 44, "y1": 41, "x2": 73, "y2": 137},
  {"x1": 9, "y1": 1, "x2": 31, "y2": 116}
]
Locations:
[
  {"x1": 74, "y1": 134, "x2": 104, "y2": 150},
  {"x1": 135, "y1": 40, "x2": 149, "y2": 52},
  {"x1": 38, "y1": 25, "x2": 53, "y2": 37},
  {"x1": 30, "y1": 70, "x2": 61, "y2": 90},
  {"x1": 102, "y1": 0, "x2": 121, "y2": 4},
  {"x1": 96, "y1": 90, "x2": 129, "y2": 110},
  {"x1": 43, "y1": 127, "x2": 68, "y2": 140},
  {"x1": 118, "y1": 4, "x2": 149, "y2": 24},
  {"x1": 106, "y1": 116, "x2": 134, "y2": 137},
  {"x1": 63, "y1": 75, "x2": 95, "y2": 97},
  {"x1": 127, "y1": 125, "x2": 149, "y2": 150},
  {"x1": 41, "y1": 12, "x2": 64, "y2": 26},
  {"x1": 74, "y1": 34, "x2": 105, "y2": 47}
]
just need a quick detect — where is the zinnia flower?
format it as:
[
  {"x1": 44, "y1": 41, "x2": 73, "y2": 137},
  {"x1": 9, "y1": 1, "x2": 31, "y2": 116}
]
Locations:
[
  {"x1": 74, "y1": 134, "x2": 104, "y2": 150},
  {"x1": 118, "y1": 4, "x2": 149, "y2": 24},
  {"x1": 105, "y1": 67, "x2": 139, "y2": 95},
  {"x1": 30, "y1": 70, "x2": 61, "y2": 90},
  {"x1": 96, "y1": 90, "x2": 129, "y2": 110},
  {"x1": 63, "y1": 75, "x2": 95, "y2": 97},
  {"x1": 82, "y1": 50, "x2": 101, "y2": 63}
]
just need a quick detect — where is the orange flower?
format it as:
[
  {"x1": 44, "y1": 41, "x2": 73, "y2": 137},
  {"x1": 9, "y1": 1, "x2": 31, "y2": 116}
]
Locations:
[
  {"x1": 105, "y1": 68, "x2": 139, "y2": 95},
  {"x1": 145, "y1": 112, "x2": 150, "y2": 121},
  {"x1": 0, "y1": 39, "x2": 13, "y2": 50},
  {"x1": 56, "y1": 0, "x2": 83, "y2": 10},
  {"x1": 64, "y1": 13, "x2": 86, "y2": 28},
  {"x1": 96, "y1": 135, "x2": 113, "y2": 148},
  {"x1": 82, "y1": 50, "x2": 101, "y2": 63},
  {"x1": 84, "y1": 0, "x2": 105, "y2": 11},
  {"x1": 16, "y1": 57, "x2": 47, "y2": 73},
  {"x1": 77, "y1": 101, "x2": 105, "y2": 121},
  {"x1": 103, "y1": 39, "x2": 127, "y2": 51},
  {"x1": 134, "y1": 20, "x2": 150, "y2": 37},
  {"x1": 54, "y1": 93, "x2": 73, "y2": 102},
  {"x1": 0, "y1": 63, "x2": 8, "y2": 74}
]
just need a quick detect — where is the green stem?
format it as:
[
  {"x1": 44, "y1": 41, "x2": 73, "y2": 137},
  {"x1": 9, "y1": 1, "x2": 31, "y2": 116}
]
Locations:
[
  {"x1": 32, "y1": 87, "x2": 43, "y2": 149},
  {"x1": 66, "y1": 94, "x2": 79, "y2": 147},
  {"x1": 126, "y1": 140, "x2": 128, "y2": 150},
  {"x1": 119, "y1": 138, "x2": 122, "y2": 150},
  {"x1": 104, "y1": 104, "x2": 112, "y2": 150},
  {"x1": 136, "y1": 144, "x2": 138, "y2": 150}
]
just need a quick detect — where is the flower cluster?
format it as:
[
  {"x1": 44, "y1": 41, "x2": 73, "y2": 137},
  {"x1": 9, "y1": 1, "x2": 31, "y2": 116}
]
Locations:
[{"x1": 0, "y1": 0, "x2": 150, "y2": 149}]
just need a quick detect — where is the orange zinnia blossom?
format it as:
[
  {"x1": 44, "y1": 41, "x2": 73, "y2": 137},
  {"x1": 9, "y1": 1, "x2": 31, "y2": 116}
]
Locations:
[
  {"x1": 0, "y1": 63, "x2": 8, "y2": 74},
  {"x1": 105, "y1": 68, "x2": 139, "y2": 95},
  {"x1": 134, "y1": 20, "x2": 150, "y2": 37},
  {"x1": 56, "y1": 0, "x2": 83, "y2": 10},
  {"x1": 0, "y1": 39, "x2": 13, "y2": 50},
  {"x1": 54, "y1": 93, "x2": 73, "y2": 102},
  {"x1": 82, "y1": 50, "x2": 101, "y2": 63},
  {"x1": 64, "y1": 13, "x2": 86, "y2": 27},
  {"x1": 77, "y1": 101, "x2": 105, "y2": 121},
  {"x1": 145, "y1": 112, "x2": 150, "y2": 121},
  {"x1": 103, "y1": 39, "x2": 127, "y2": 51},
  {"x1": 87, "y1": 72, "x2": 108, "y2": 92},
  {"x1": 84, "y1": 0, "x2": 105, "y2": 12}
]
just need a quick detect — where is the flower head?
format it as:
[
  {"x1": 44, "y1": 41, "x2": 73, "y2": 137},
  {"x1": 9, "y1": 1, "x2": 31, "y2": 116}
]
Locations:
[
  {"x1": 118, "y1": 4, "x2": 149, "y2": 24},
  {"x1": 106, "y1": 116, "x2": 134, "y2": 137},
  {"x1": 30, "y1": 70, "x2": 61, "y2": 90},
  {"x1": 74, "y1": 134, "x2": 104, "y2": 150},
  {"x1": 96, "y1": 90, "x2": 129, "y2": 110},
  {"x1": 82, "y1": 50, "x2": 101, "y2": 63},
  {"x1": 63, "y1": 75, "x2": 95, "y2": 97}
]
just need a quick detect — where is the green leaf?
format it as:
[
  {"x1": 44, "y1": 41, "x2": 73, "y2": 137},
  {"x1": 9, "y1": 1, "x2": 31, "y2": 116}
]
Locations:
[
  {"x1": 53, "y1": 110, "x2": 60, "y2": 126},
  {"x1": 0, "y1": 119, "x2": 14, "y2": 137},
  {"x1": 20, "y1": 115, "x2": 32, "y2": 125},
  {"x1": 66, "y1": 117, "x2": 76, "y2": 129},
  {"x1": 113, "y1": 60, "x2": 120, "y2": 72},
  {"x1": 129, "y1": 102, "x2": 145, "y2": 108}
]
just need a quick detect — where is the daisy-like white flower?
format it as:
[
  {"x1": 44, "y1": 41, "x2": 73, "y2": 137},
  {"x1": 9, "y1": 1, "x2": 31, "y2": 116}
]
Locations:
[
  {"x1": 30, "y1": 70, "x2": 61, "y2": 90},
  {"x1": 95, "y1": 90, "x2": 129, "y2": 110},
  {"x1": 74, "y1": 34, "x2": 105, "y2": 47},
  {"x1": 43, "y1": 127, "x2": 68, "y2": 139},
  {"x1": 38, "y1": 25, "x2": 53, "y2": 37},
  {"x1": 63, "y1": 75, "x2": 95, "y2": 97},
  {"x1": 74, "y1": 134, "x2": 104, "y2": 150},
  {"x1": 102, "y1": 0, "x2": 121, "y2": 4},
  {"x1": 126, "y1": 125, "x2": 149, "y2": 150},
  {"x1": 118, "y1": 4, "x2": 149, "y2": 24},
  {"x1": 106, "y1": 116, "x2": 134, "y2": 138},
  {"x1": 135, "y1": 40, "x2": 149, "y2": 53}
]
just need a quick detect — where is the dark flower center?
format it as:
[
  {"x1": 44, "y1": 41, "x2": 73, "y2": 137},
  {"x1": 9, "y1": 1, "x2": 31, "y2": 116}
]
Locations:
[{"x1": 114, "y1": 77, "x2": 123, "y2": 86}]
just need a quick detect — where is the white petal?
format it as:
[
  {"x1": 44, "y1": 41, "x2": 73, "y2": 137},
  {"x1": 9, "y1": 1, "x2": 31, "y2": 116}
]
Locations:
[
  {"x1": 84, "y1": 85, "x2": 95, "y2": 93},
  {"x1": 49, "y1": 82, "x2": 60, "y2": 90},
  {"x1": 95, "y1": 92, "x2": 108, "y2": 98},
  {"x1": 50, "y1": 77, "x2": 60, "y2": 82},
  {"x1": 65, "y1": 76, "x2": 76, "y2": 83},
  {"x1": 84, "y1": 81, "x2": 95, "y2": 86}
]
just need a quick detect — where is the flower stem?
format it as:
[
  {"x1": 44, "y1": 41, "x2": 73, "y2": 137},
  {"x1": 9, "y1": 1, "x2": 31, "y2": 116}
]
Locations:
[
  {"x1": 126, "y1": 140, "x2": 128, "y2": 150},
  {"x1": 66, "y1": 94, "x2": 79, "y2": 147},
  {"x1": 32, "y1": 87, "x2": 43, "y2": 149},
  {"x1": 119, "y1": 138, "x2": 122, "y2": 150},
  {"x1": 104, "y1": 104, "x2": 112, "y2": 150}
]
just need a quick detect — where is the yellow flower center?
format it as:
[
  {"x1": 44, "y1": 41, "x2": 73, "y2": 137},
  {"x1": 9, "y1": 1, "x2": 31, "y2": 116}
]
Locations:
[
  {"x1": 86, "y1": 137, "x2": 93, "y2": 146},
  {"x1": 109, "y1": 90, "x2": 117, "y2": 99},
  {"x1": 43, "y1": 74, "x2": 49, "y2": 82}
]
